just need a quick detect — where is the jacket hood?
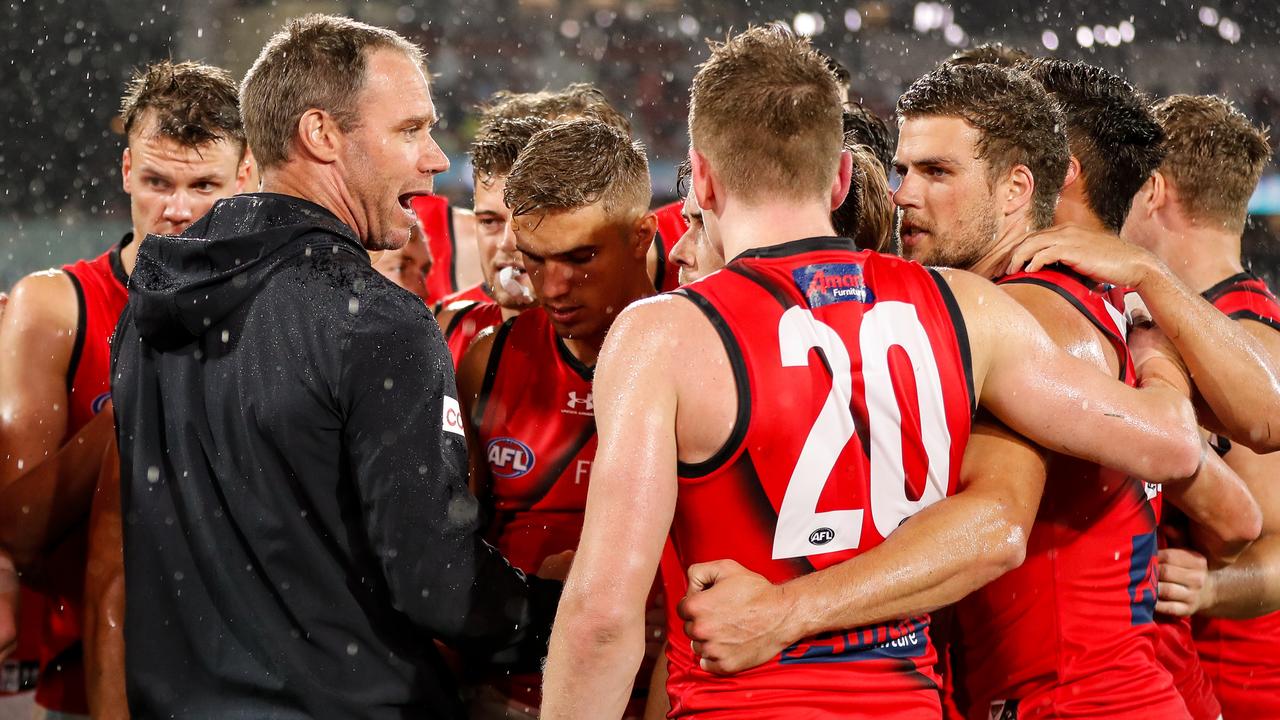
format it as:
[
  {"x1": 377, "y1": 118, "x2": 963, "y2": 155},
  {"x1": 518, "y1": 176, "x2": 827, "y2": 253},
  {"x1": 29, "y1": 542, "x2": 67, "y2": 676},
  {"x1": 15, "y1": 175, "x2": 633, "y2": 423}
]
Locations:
[{"x1": 129, "y1": 193, "x2": 363, "y2": 347}]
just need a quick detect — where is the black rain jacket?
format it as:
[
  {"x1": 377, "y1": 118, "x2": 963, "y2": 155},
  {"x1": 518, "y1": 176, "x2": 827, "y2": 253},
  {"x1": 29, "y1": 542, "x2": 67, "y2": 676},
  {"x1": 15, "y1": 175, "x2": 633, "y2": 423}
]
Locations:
[{"x1": 111, "y1": 193, "x2": 559, "y2": 719}]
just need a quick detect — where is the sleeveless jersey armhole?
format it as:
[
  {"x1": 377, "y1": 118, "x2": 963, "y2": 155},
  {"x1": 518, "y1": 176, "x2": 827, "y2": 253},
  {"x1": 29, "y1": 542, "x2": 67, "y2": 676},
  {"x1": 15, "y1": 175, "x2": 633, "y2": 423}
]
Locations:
[
  {"x1": 472, "y1": 316, "x2": 515, "y2": 428},
  {"x1": 63, "y1": 270, "x2": 87, "y2": 395},
  {"x1": 673, "y1": 288, "x2": 751, "y2": 478},
  {"x1": 928, "y1": 268, "x2": 977, "y2": 418}
]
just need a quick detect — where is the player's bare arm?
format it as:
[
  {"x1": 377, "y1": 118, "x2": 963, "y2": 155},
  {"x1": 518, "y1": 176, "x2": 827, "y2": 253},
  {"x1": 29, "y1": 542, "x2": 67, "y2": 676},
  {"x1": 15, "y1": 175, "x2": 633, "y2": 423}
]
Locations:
[
  {"x1": 456, "y1": 327, "x2": 499, "y2": 505},
  {"x1": 0, "y1": 270, "x2": 80, "y2": 485},
  {"x1": 943, "y1": 268, "x2": 1203, "y2": 480},
  {"x1": 0, "y1": 405, "x2": 115, "y2": 570},
  {"x1": 541, "y1": 296, "x2": 689, "y2": 719},
  {"x1": 83, "y1": 438, "x2": 126, "y2": 719},
  {"x1": 1158, "y1": 443, "x2": 1280, "y2": 618},
  {"x1": 1008, "y1": 225, "x2": 1280, "y2": 452},
  {"x1": 681, "y1": 419, "x2": 1046, "y2": 675}
]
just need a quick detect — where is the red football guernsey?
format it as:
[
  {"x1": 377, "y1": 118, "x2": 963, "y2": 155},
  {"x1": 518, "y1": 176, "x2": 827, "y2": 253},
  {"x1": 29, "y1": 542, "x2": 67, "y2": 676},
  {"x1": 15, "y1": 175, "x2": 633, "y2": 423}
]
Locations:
[
  {"x1": 440, "y1": 301, "x2": 505, "y2": 369},
  {"x1": 436, "y1": 281, "x2": 492, "y2": 309},
  {"x1": 1191, "y1": 271, "x2": 1280, "y2": 718},
  {"x1": 955, "y1": 267, "x2": 1184, "y2": 719},
  {"x1": 35, "y1": 237, "x2": 131, "y2": 714},
  {"x1": 652, "y1": 200, "x2": 689, "y2": 291},
  {"x1": 664, "y1": 237, "x2": 973, "y2": 719},
  {"x1": 410, "y1": 194, "x2": 461, "y2": 304}
]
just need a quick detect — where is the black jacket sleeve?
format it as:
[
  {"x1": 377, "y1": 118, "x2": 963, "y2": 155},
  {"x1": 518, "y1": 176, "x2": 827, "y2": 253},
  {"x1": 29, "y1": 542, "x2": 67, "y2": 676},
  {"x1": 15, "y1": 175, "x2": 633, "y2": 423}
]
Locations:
[{"x1": 338, "y1": 285, "x2": 560, "y2": 661}]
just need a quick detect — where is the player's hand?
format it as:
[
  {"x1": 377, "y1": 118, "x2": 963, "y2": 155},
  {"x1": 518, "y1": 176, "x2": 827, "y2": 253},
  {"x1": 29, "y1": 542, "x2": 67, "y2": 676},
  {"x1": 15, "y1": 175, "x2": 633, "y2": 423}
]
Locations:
[
  {"x1": 536, "y1": 550, "x2": 575, "y2": 581},
  {"x1": 1130, "y1": 323, "x2": 1193, "y2": 399},
  {"x1": 677, "y1": 559, "x2": 794, "y2": 675},
  {"x1": 0, "y1": 292, "x2": 8, "y2": 320},
  {"x1": 1156, "y1": 547, "x2": 1214, "y2": 617},
  {"x1": 1006, "y1": 224, "x2": 1161, "y2": 290}
]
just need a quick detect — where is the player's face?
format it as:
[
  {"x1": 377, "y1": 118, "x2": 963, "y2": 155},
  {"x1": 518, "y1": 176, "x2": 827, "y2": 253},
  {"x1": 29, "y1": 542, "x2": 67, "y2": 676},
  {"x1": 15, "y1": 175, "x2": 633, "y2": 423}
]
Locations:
[
  {"x1": 372, "y1": 224, "x2": 433, "y2": 302},
  {"x1": 340, "y1": 49, "x2": 449, "y2": 252},
  {"x1": 473, "y1": 174, "x2": 536, "y2": 309},
  {"x1": 121, "y1": 113, "x2": 247, "y2": 238},
  {"x1": 893, "y1": 116, "x2": 998, "y2": 270},
  {"x1": 670, "y1": 192, "x2": 725, "y2": 285},
  {"x1": 513, "y1": 202, "x2": 645, "y2": 342}
]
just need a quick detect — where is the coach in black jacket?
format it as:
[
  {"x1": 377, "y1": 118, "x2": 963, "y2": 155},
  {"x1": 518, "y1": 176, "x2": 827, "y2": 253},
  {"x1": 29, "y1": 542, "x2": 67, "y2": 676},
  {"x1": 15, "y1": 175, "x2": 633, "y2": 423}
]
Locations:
[{"x1": 110, "y1": 14, "x2": 559, "y2": 719}]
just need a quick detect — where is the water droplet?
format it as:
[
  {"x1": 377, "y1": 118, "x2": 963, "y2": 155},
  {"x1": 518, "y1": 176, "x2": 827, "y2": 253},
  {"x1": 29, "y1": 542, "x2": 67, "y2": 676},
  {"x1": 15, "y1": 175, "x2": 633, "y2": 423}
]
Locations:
[
  {"x1": 348, "y1": 298, "x2": 360, "y2": 314},
  {"x1": 346, "y1": 642, "x2": 359, "y2": 656},
  {"x1": 147, "y1": 466, "x2": 160, "y2": 483},
  {"x1": 221, "y1": 330, "x2": 230, "y2": 343},
  {"x1": 383, "y1": 378, "x2": 394, "y2": 390}
]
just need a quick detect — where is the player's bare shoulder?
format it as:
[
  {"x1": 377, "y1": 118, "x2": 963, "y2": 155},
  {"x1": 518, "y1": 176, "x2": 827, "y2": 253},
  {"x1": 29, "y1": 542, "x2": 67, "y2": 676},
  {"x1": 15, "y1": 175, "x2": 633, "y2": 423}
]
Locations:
[
  {"x1": 998, "y1": 280, "x2": 1118, "y2": 375},
  {"x1": 2, "y1": 268, "x2": 80, "y2": 343}
]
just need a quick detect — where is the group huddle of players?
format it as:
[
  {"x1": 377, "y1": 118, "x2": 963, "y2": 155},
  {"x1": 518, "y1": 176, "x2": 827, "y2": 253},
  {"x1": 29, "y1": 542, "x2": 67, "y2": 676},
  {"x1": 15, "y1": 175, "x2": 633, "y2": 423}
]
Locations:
[{"x1": 1, "y1": 14, "x2": 1280, "y2": 720}]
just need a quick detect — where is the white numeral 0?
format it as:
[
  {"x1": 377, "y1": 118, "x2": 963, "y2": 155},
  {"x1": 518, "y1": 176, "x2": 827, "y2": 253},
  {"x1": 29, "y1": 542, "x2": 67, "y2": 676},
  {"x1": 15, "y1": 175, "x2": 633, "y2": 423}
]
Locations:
[{"x1": 771, "y1": 303, "x2": 952, "y2": 560}]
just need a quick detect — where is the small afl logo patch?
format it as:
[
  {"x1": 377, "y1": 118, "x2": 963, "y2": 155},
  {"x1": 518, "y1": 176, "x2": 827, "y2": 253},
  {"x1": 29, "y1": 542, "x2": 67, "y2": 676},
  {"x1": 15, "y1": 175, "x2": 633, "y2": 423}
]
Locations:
[
  {"x1": 91, "y1": 392, "x2": 112, "y2": 414},
  {"x1": 487, "y1": 437, "x2": 535, "y2": 479},
  {"x1": 809, "y1": 527, "x2": 836, "y2": 546}
]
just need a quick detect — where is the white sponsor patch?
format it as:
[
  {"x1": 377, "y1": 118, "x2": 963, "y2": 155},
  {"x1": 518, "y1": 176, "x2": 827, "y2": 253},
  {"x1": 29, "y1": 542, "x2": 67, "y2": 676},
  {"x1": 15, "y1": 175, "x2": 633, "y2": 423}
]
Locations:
[{"x1": 442, "y1": 396, "x2": 466, "y2": 438}]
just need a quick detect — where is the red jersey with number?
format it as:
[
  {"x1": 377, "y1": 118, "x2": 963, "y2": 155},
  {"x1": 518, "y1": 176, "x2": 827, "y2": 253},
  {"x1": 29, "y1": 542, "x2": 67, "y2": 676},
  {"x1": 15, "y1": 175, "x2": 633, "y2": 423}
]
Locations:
[
  {"x1": 34, "y1": 236, "x2": 131, "y2": 713},
  {"x1": 652, "y1": 200, "x2": 688, "y2": 291},
  {"x1": 664, "y1": 237, "x2": 974, "y2": 718},
  {"x1": 440, "y1": 301, "x2": 505, "y2": 369},
  {"x1": 954, "y1": 267, "x2": 1183, "y2": 719},
  {"x1": 1191, "y1": 271, "x2": 1280, "y2": 718},
  {"x1": 411, "y1": 194, "x2": 461, "y2": 304}
]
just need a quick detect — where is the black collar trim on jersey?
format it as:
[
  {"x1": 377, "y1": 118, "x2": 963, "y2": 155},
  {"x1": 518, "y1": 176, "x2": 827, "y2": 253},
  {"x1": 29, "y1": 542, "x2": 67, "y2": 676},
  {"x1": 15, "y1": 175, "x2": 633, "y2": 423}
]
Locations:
[
  {"x1": 1201, "y1": 271, "x2": 1258, "y2": 301},
  {"x1": 733, "y1": 236, "x2": 856, "y2": 261},
  {"x1": 555, "y1": 334, "x2": 595, "y2": 382},
  {"x1": 110, "y1": 233, "x2": 133, "y2": 285}
]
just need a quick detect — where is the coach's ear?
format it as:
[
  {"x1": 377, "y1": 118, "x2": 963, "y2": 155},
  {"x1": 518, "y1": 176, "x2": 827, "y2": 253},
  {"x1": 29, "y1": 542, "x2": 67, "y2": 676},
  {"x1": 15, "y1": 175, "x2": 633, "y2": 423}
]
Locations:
[
  {"x1": 830, "y1": 149, "x2": 853, "y2": 212},
  {"x1": 294, "y1": 108, "x2": 343, "y2": 164},
  {"x1": 690, "y1": 148, "x2": 720, "y2": 217}
]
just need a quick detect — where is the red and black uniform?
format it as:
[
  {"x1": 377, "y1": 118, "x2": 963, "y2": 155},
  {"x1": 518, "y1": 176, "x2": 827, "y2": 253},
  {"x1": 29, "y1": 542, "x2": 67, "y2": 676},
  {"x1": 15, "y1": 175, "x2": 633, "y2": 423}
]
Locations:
[
  {"x1": 954, "y1": 266, "x2": 1184, "y2": 719},
  {"x1": 440, "y1": 301, "x2": 505, "y2": 369},
  {"x1": 435, "y1": 282, "x2": 492, "y2": 310},
  {"x1": 30, "y1": 236, "x2": 131, "y2": 715},
  {"x1": 652, "y1": 200, "x2": 689, "y2": 292},
  {"x1": 1191, "y1": 272, "x2": 1280, "y2": 718},
  {"x1": 665, "y1": 237, "x2": 973, "y2": 718},
  {"x1": 411, "y1": 194, "x2": 463, "y2": 305},
  {"x1": 472, "y1": 308, "x2": 654, "y2": 710}
]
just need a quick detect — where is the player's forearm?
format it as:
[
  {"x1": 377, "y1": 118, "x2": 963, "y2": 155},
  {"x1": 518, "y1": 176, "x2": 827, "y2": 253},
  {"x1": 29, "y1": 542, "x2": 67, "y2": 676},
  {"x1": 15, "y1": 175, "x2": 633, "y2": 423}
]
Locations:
[
  {"x1": 1201, "y1": 534, "x2": 1280, "y2": 619},
  {"x1": 783, "y1": 491, "x2": 1029, "y2": 641},
  {"x1": 541, "y1": 595, "x2": 645, "y2": 719},
  {"x1": 1164, "y1": 444, "x2": 1261, "y2": 565},
  {"x1": 1137, "y1": 267, "x2": 1280, "y2": 451}
]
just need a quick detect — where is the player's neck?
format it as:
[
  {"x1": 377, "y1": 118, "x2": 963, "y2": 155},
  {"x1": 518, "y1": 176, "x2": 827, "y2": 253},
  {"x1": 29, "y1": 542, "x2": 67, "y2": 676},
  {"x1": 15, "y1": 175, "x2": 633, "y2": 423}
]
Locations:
[
  {"x1": 717, "y1": 201, "x2": 837, "y2": 262},
  {"x1": 967, "y1": 221, "x2": 1035, "y2": 281},
  {"x1": 1053, "y1": 201, "x2": 1110, "y2": 235},
  {"x1": 561, "y1": 273, "x2": 653, "y2": 368},
  {"x1": 1160, "y1": 226, "x2": 1244, "y2": 294},
  {"x1": 121, "y1": 232, "x2": 142, "y2": 276}
]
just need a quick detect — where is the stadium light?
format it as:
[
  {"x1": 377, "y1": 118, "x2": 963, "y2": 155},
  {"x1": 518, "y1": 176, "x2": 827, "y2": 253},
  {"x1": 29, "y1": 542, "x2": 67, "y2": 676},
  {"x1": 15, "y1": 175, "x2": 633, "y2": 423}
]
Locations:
[
  {"x1": 1076, "y1": 26, "x2": 1094, "y2": 47},
  {"x1": 1041, "y1": 30, "x2": 1059, "y2": 51}
]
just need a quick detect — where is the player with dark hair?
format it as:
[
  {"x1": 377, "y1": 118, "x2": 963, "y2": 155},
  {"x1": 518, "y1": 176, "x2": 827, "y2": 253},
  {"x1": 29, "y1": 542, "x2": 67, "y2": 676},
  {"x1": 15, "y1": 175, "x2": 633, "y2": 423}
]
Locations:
[
  {"x1": 0, "y1": 59, "x2": 253, "y2": 718},
  {"x1": 541, "y1": 27, "x2": 1214, "y2": 719},
  {"x1": 843, "y1": 103, "x2": 895, "y2": 177},
  {"x1": 1016, "y1": 93, "x2": 1280, "y2": 719},
  {"x1": 455, "y1": 118, "x2": 659, "y2": 718},
  {"x1": 435, "y1": 115, "x2": 550, "y2": 367},
  {"x1": 945, "y1": 42, "x2": 1033, "y2": 67}
]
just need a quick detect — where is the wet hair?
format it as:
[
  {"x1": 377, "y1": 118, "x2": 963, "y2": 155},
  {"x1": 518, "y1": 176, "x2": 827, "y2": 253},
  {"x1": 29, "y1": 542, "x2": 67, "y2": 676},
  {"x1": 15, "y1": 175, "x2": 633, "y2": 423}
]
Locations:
[
  {"x1": 119, "y1": 60, "x2": 244, "y2": 152},
  {"x1": 834, "y1": 146, "x2": 894, "y2": 252},
  {"x1": 897, "y1": 63, "x2": 1069, "y2": 230},
  {"x1": 843, "y1": 104, "x2": 894, "y2": 178},
  {"x1": 689, "y1": 24, "x2": 844, "y2": 205},
  {"x1": 1153, "y1": 94, "x2": 1271, "y2": 233},
  {"x1": 479, "y1": 83, "x2": 631, "y2": 135},
  {"x1": 945, "y1": 42, "x2": 1033, "y2": 68},
  {"x1": 675, "y1": 157, "x2": 693, "y2": 198},
  {"x1": 241, "y1": 13, "x2": 424, "y2": 169},
  {"x1": 470, "y1": 116, "x2": 553, "y2": 184},
  {"x1": 504, "y1": 119, "x2": 651, "y2": 220},
  {"x1": 1020, "y1": 58, "x2": 1165, "y2": 233},
  {"x1": 822, "y1": 51, "x2": 852, "y2": 88}
]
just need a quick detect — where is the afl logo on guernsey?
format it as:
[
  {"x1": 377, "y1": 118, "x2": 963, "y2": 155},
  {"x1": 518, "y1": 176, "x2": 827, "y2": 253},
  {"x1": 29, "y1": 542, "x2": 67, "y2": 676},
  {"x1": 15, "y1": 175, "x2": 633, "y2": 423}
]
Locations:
[
  {"x1": 808, "y1": 527, "x2": 836, "y2": 546},
  {"x1": 792, "y1": 263, "x2": 875, "y2": 308},
  {"x1": 487, "y1": 437, "x2": 535, "y2": 479},
  {"x1": 91, "y1": 391, "x2": 112, "y2": 415}
]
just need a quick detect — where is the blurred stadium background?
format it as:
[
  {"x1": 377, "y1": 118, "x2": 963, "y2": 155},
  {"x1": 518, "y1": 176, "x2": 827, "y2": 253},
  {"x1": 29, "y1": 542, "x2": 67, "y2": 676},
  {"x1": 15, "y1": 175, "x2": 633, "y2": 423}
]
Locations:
[{"x1": 4, "y1": 0, "x2": 1280, "y2": 288}]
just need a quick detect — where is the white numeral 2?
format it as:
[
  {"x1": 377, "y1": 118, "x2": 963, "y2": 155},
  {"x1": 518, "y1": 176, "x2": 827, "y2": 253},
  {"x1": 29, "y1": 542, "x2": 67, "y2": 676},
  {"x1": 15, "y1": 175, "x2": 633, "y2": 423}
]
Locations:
[{"x1": 772, "y1": 303, "x2": 951, "y2": 560}]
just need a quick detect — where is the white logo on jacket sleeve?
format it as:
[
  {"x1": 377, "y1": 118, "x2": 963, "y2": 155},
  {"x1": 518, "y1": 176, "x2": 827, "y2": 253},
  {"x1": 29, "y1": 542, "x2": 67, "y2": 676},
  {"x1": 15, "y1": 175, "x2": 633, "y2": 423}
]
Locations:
[{"x1": 442, "y1": 396, "x2": 466, "y2": 438}]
